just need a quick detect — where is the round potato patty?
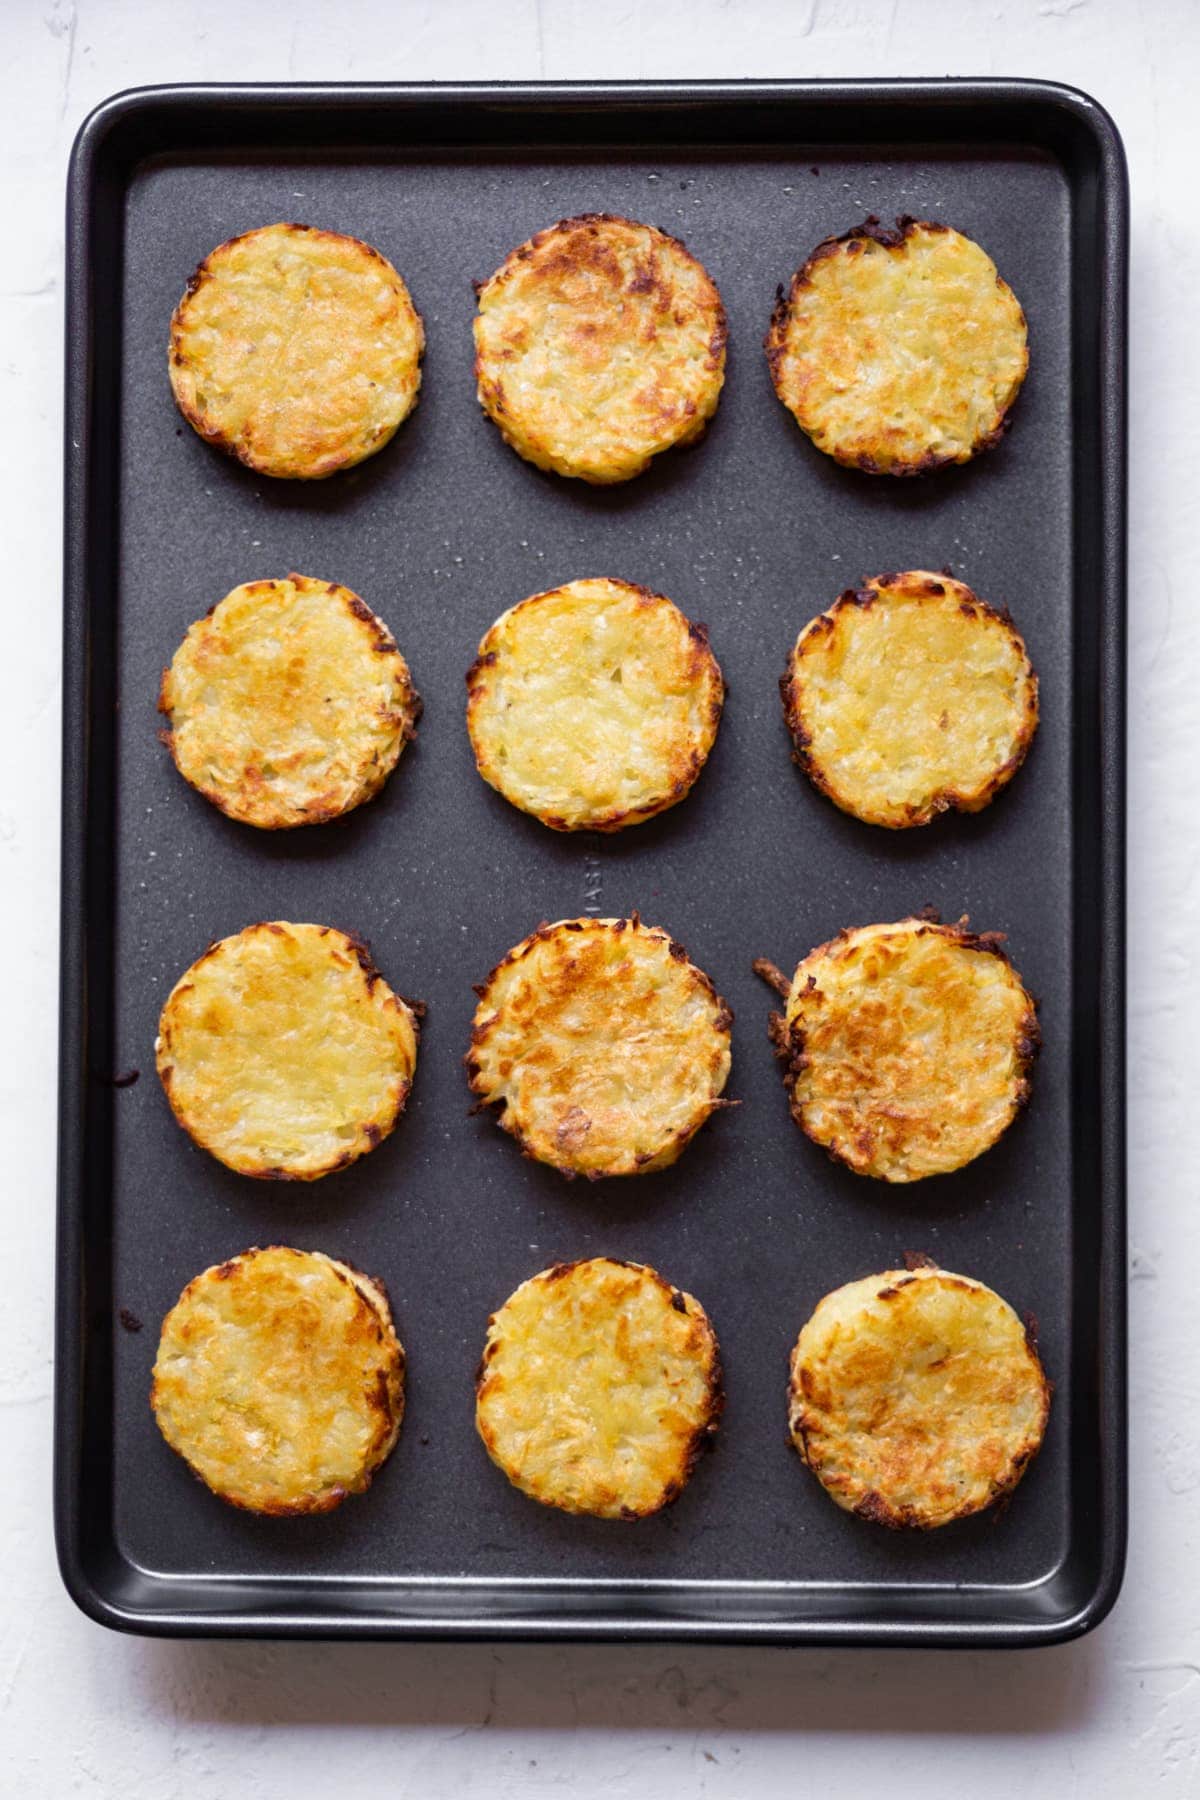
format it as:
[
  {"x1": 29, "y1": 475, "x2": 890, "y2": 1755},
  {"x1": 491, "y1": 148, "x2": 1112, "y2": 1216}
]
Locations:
[
  {"x1": 757, "y1": 916, "x2": 1038, "y2": 1182},
  {"x1": 160, "y1": 573, "x2": 420, "y2": 829},
  {"x1": 765, "y1": 216, "x2": 1028, "y2": 475},
  {"x1": 473, "y1": 213, "x2": 727, "y2": 484},
  {"x1": 466, "y1": 577, "x2": 724, "y2": 831},
  {"x1": 169, "y1": 222, "x2": 424, "y2": 479},
  {"x1": 467, "y1": 916, "x2": 733, "y2": 1178},
  {"x1": 476, "y1": 1257, "x2": 722, "y2": 1518},
  {"x1": 788, "y1": 1261, "x2": 1050, "y2": 1529},
  {"x1": 152, "y1": 1245, "x2": 405, "y2": 1514},
  {"x1": 781, "y1": 570, "x2": 1038, "y2": 828},
  {"x1": 156, "y1": 922, "x2": 420, "y2": 1180}
]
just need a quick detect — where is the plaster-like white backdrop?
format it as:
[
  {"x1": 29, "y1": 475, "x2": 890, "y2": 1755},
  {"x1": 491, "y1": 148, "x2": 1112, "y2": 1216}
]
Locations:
[{"x1": 2, "y1": 1, "x2": 1196, "y2": 1793}]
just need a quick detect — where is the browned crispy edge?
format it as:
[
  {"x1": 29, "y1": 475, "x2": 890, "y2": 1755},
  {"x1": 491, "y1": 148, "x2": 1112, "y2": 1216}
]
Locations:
[
  {"x1": 464, "y1": 579, "x2": 725, "y2": 832},
  {"x1": 464, "y1": 916, "x2": 735, "y2": 1179},
  {"x1": 763, "y1": 215, "x2": 1029, "y2": 477},
  {"x1": 474, "y1": 1256, "x2": 724, "y2": 1518},
  {"x1": 778, "y1": 570, "x2": 1040, "y2": 828}
]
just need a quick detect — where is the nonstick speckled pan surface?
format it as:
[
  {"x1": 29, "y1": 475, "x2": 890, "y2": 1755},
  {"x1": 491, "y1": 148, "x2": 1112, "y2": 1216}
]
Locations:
[{"x1": 57, "y1": 81, "x2": 1127, "y2": 1643}]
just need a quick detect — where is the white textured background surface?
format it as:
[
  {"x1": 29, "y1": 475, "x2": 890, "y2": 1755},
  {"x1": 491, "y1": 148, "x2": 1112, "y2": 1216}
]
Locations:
[{"x1": 3, "y1": 1, "x2": 1196, "y2": 1793}]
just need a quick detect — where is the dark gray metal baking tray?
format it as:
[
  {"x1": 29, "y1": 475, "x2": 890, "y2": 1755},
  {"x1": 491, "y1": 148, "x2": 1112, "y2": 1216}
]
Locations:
[{"x1": 57, "y1": 79, "x2": 1127, "y2": 1645}]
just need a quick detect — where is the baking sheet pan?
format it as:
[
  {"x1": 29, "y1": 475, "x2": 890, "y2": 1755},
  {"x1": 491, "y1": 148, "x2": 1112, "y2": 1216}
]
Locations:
[{"x1": 56, "y1": 80, "x2": 1127, "y2": 1643}]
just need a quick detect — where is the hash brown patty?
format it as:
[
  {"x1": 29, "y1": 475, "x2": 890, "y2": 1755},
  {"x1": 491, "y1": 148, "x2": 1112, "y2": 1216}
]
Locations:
[
  {"x1": 466, "y1": 577, "x2": 724, "y2": 831},
  {"x1": 160, "y1": 573, "x2": 420, "y2": 829},
  {"x1": 788, "y1": 1260, "x2": 1050, "y2": 1529},
  {"x1": 156, "y1": 922, "x2": 420, "y2": 1180},
  {"x1": 756, "y1": 916, "x2": 1038, "y2": 1182},
  {"x1": 765, "y1": 216, "x2": 1028, "y2": 475},
  {"x1": 781, "y1": 569, "x2": 1038, "y2": 828},
  {"x1": 169, "y1": 222, "x2": 424, "y2": 479},
  {"x1": 151, "y1": 1245, "x2": 404, "y2": 1515},
  {"x1": 476, "y1": 1257, "x2": 722, "y2": 1518},
  {"x1": 467, "y1": 916, "x2": 733, "y2": 1178},
  {"x1": 473, "y1": 213, "x2": 727, "y2": 483}
]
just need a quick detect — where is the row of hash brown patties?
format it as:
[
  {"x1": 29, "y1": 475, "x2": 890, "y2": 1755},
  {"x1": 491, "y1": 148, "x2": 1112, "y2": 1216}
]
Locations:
[
  {"x1": 152, "y1": 1247, "x2": 1050, "y2": 1530},
  {"x1": 161, "y1": 568, "x2": 1038, "y2": 835},
  {"x1": 170, "y1": 212, "x2": 1027, "y2": 483}
]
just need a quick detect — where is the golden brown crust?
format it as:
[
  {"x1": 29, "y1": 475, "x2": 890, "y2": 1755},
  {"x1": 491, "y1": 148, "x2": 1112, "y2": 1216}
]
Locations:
[
  {"x1": 473, "y1": 213, "x2": 727, "y2": 484},
  {"x1": 151, "y1": 1245, "x2": 405, "y2": 1515},
  {"x1": 169, "y1": 222, "x2": 424, "y2": 480},
  {"x1": 780, "y1": 570, "x2": 1039, "y2": 828},
  {"x1": 765, "y1": 217, "x2": 1028, "y2": 476},
  {"x1": 467, "y1": 916, "x2": 733, "y2": 1179},
  {"x1": 155, "y1": 922, "x2": 420, "y2": 1180},
  {"x1": 788, "y1": 1263, "x2": 1051, "y2": 1528},
  {"x1": 475, "y1": 1257, "x2": 722, "y2": 1518},
  {"x1": 159, "y1": 573, "x2": 421, "y2": 829},
  {"x1": 465, "y1": 577, "x2": 724, "y2": 832},
  {"x1": 760, "y1": 916, "x2": 1039, "y2": 1182}
]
